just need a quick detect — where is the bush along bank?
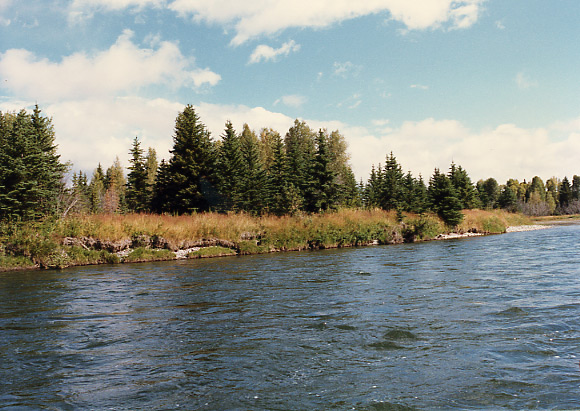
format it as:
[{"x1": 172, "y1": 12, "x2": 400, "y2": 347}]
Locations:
[{"x1": 0, "y1": 209, "x2": 532, "y2": 271}]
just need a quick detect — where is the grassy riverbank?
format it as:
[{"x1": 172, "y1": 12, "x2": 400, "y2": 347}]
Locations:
[{"x1": 0, "y1": 209, "x2": 531, "y2": 271}]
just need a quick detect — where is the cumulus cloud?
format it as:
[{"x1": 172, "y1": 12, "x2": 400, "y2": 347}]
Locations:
[
  {"x1": 0, "y1": 29, "x2": 220, "y2": 101},
  {"x1": 274, "y1": 94, "x2": 307, "y2": 108},
  {"x1": 71, "y1": 0, "x2": 485, "y2": 44},
  {"x1": 248, "y1": 40, "x2": 300, "y2": 64},
  {"x1": 345, "y1": 117, "x2": 580, "y2": 183}
]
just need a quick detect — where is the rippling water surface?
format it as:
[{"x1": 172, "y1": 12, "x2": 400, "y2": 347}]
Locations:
[{"x1": 2, "y1": 224, "x2": 580, "y2": 410}]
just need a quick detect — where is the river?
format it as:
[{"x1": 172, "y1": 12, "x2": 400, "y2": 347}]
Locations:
[{"x1": 2, "y1": 224, "x2": 580, "y2": 410}]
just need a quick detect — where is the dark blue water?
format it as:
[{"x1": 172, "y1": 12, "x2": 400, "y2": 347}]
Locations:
[{"x1": 2, "y1": 224, "x2": 580, "y2": 410}]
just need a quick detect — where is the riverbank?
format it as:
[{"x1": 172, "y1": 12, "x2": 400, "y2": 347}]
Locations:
[{"x1": 0, "y1": 209, "x2": 532, "y2": 271}]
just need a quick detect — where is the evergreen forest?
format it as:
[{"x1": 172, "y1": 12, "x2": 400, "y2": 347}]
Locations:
[{"x1": 2, "y1": 105, "x2": 580, "y2": 229}]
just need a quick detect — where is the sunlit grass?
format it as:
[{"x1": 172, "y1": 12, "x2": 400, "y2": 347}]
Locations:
[{"x1": 0, "y1": 208, "x2": 536, "y2": 270}]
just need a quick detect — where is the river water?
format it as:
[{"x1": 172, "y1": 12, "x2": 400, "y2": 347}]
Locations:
[{"x1": 2, "y1": 224, "x2": 580, "y2": 410}]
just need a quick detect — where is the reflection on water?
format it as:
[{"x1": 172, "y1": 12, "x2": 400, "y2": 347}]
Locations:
[{"x1": 2, "y1": 225, "x2": 580, "y2": 409}]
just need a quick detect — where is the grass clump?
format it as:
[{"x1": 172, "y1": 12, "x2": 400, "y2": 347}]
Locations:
[
  {"x1": 188, "y1": 246, "x2": 237, "y2": 258},
  {"x1": 66, "y1": 246, "x2": 120, "y2": 266},
  {"x1": 124, "y1": 248, "x2": 175, "y2": 263}
]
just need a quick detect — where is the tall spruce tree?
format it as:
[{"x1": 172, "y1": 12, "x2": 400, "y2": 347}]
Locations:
[
  {"x1": 310, "y1": 129, "x2": 338, "y2": 211},
  {"x1": 449, "y1": 162, "x2": 478, "y2": 209},
  {"x1": 153, "y1": 105, "x2": 216, "y2": 213},
  {"x1": 267, "y1": 131, "x2": 301, "y2": 215},
  {"x1": 89, "y1": 164, "x2": 106, "y2": 213},
  {"x1": 239, "y1": 124, "x2": 267, "y2": 213},
  {"x1": 0, "y1": 106, "x2": 67, "y2": 220},
  {"x1": 379, "y1": 152, "x2": 404, "y2": 211},
  {"x1": 428, "y1": 169, "x2": 463, "y2": 227},
  {"x1": 559, "y1": 176, "x2": 572, "y2": 209},
  {"x1": 216, "y1": 121, "x2": 244, "y2": 211},
  {"x1": 126, "y1": 137, "x2": 149, "y2": 212},
  {"x1": 285, "y1": 119, "x2": 316, "y2": 209}
]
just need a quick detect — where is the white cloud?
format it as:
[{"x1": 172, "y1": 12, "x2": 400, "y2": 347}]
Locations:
[
  {"x1": 248, "y1": 40, "x2": 300, "y2": 64},
  {"x1": 43, "y1": 96, "x2": 182, "y2": 172},
  {"x1": 274, "y1": 94, "x2": 307, "y2": 108},
  {"x1": 515, "y1": 72, "x2": 537, "y2": 90},
  {"x1": 0, "y1": 30, "x2": 220, "y2": 101},
  {"x1": 346, "y1": 117, "x2": 580, "y2": 184},
  {"x1": 72, "y1": 0, "x2": 485, "y2": 44},
  {"x1": 410, "y1": 84, "x2": 429, "y2": 90},
  {"x1": 69, "y1": 0, "x2": 164, "y2": 23},
  {"x1": 495, "y1": 20, "x2": 505, "y2": 30},
  {"x1": 0, "y1": 0, "x2": 12, "y2": 26},
  {"x1": 333, "y1": 61, "x2": 362, "y2": 78}
]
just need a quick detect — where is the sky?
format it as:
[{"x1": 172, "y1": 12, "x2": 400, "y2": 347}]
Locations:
[{"x1": 0, "y1": 0, "x2": 579, "y2": 184}]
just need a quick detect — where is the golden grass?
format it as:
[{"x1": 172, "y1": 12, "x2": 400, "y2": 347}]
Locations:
[{"x1": 459, "y1": 209, "x2": 532, "y2": 233}]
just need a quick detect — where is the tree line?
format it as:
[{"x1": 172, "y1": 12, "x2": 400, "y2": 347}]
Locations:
[{"x1": 2, "y1": 105, "x2": 580, "y2": 226}]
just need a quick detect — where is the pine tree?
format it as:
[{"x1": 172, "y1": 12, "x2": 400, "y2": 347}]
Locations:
[
  {"x1": 379, "y1": 152, "x2": 404, "y2": 211},
  {"x1": 216, "y1": 121, "x2": 244, "y2": 211},
  {"x1": 559, "y1": 176, "x2": 572, "y2": 209},
  {"x1": 89, "y1": 164, "x2": 106, "y2": 213},
  {"x1": 364, "y1": 164, "x2": 381, "y2": 208},
  {"x1": 153, "y1": 105, "x2": 216, "y2": 213},
  {"x1": 428, "y1": 169, "x2": 463, "y2": 227},
  {"x1": 267, "y1": 131, "x2": 301, "y2": 215},
  {"x1": 126, "y1": 137, "x2": 149, "y2": 212},
  {"x1": 449, "y1": 162, "x2": 478, "y2": 209},
  {"x1": 0, "y1": 106, "x2": 67, "y2": 220},
  {"x1": 402, "y1": 171, "x2": 427, "y2": 213},
  {"x1": 310, "y1": 129, "x2": 338, "y2": 211},
  {"x1": 239, "y1": 124, "x2": 267, "y2": 213},
  {"x1": 285, "y1": 119, "x2": 316, "y2": 209}
]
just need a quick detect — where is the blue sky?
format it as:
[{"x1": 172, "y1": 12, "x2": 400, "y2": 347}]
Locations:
[{"x1": 0, "y1": 0, "x2": 579, "y2": 183}]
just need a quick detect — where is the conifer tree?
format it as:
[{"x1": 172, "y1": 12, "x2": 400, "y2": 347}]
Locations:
[
  {"x1": 0, "y1": 106, "x2": 67, "y2": 220},
  {"x1": 364, "y1": 165, "x2": 381, "y2": 208},
  {"x1": 449, "y1": 162, "x2": 478, "y2": 209},
  {"x1": 126, "y1": 137, "x2": 149, "y2": 212},
  {"x1": 310, "y1": 129, "x2": 338, "y2": 211},
  {"x1": 559, "y1": 176, "x2": 572, "y2": 209},
  {"x1": 153, "y1": 105, "x2": 216, "y2": 213},
  {"x1": 379, "y1": 152, "x2": 404, "y2": 211},
  {"x1": 216, "y1": 121, "x2": 244, "y2": 210},
  {"x1": 285, "y1": 119, "x2": 316, "y2": 208},
  {"x1": 267, "y1": 131, "x2": 301, "y2": 215},
  {"x1": 402, "y1": 171, "x2": 427, "y2": 213},
  {"x1": 89, "y1": 164, "x2": 106, "y2": 213},
  {"x1": 239, "y1": 124, "x2": 267, "y2": 213},
  {"x1": 572, "y1": 175, "x2": 580, "y2": 201},
  {"x1": 428, "y1": 169, "x2": 463, "y2": 227}
]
